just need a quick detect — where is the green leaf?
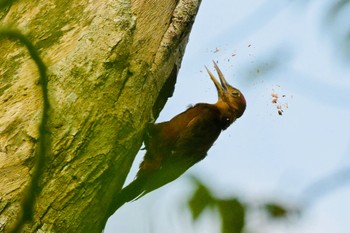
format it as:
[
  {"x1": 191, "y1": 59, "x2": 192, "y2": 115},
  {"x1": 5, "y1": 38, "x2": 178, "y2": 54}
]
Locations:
[
  {"x1": 188, "y1": 183, "x2": 213, "y2": 220},
  {"x1": 218, "y1": 199, "x2": 245, "y2": 233},
  {"x1": 264, "y1": 202, "x2": 289, "y2": 219}
]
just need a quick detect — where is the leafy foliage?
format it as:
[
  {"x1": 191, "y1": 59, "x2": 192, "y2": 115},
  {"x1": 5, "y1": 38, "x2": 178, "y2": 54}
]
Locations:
[
  {"x1": 264, "y1": 202, "x2": 291, "y2": 219},
  {"x1": 187, "y1": 177, "x2": 245, "y2": 233},
  {"x1": 186, "y1": 177, "x2": 299, "y2": 233},
  {"x1": 217, "y1": 199, "x2": 245, "y2": 233},
  {"x1": 188, "y1": 181, "x2": 214, "y2": 220}
]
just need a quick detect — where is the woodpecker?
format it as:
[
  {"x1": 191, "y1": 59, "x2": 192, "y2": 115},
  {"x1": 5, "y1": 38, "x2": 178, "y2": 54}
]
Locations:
[{"x1": 110, "y1": 61, "x2": 246, "y2": 212}]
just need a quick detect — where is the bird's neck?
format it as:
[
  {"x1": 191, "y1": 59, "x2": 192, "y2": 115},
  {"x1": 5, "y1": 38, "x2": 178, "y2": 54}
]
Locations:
[
  {"x1": 214, "y1": 100, "x2": 236, "y2": 129},
  {"x1": 215, "y1": 100, "x2": 231, "y2": 115}
]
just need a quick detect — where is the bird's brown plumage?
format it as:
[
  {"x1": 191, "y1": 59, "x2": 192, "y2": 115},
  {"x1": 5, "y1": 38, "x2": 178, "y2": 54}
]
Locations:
[{"x1": 110, "y1": 61, "x2": 246, "y2": 213}]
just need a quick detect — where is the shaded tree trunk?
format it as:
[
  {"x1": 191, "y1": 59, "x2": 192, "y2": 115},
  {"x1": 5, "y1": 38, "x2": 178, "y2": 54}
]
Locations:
[{"x1": 0, "y1": 0, "x2": 201, "y2": 232}]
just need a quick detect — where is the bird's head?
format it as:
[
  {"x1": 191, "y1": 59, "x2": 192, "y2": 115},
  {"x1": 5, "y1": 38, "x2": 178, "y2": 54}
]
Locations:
[{"x1": 206, "y1": 61, "x2": 246, "y2": 118}]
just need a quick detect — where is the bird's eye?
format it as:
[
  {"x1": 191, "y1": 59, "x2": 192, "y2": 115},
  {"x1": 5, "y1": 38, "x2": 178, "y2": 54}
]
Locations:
[{"x1": 231, "y1": 91, "x2": 240, "y2": 97}]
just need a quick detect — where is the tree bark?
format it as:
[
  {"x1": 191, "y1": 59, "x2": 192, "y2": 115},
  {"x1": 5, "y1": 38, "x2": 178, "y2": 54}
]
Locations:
[{"x1": 0, "y1": 0, "x2": 201, "y2": 232}]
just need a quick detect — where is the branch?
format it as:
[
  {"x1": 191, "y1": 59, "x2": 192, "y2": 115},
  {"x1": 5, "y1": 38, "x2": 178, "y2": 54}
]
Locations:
[
  {"x1": 0, "y1": 28, "x2": 50, "y2": 233},
  {"x1": 301, "y1": 167, "x2": 350, "y2": 207}
]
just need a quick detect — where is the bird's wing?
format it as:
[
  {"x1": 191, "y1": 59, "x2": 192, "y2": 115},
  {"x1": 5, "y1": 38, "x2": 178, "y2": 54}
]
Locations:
[
  {"x1": 172, "y1": 104, "x2": 223, "y2": 160},
  {"x1": 143, "y1": 105, "x2": 211, "y2": 159},
  {"x1": 140, "y1": 104, "x2": 223, "y2": 195}
]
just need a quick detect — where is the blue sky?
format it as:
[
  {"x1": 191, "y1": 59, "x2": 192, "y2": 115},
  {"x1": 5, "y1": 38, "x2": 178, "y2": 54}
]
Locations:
[{"x1": 106, "y1": 1, "x2": 350, "y2": 232}]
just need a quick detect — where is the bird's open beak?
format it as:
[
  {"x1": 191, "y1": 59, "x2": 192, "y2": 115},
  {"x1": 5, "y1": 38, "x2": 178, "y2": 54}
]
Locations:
[{"x1": 205, "y1": 61, "x2": 228, "y2": 96}]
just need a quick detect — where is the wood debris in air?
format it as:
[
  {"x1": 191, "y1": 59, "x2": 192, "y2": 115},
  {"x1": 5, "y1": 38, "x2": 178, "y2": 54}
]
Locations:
[{"x1": 271, "y1": 86, "x2": 289, "y2": 116}]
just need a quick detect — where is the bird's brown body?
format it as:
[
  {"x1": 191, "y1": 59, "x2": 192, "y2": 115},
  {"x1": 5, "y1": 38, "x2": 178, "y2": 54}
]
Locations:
[{"x1": 111, "y1": 62, "x2": 246, "y2": 212}]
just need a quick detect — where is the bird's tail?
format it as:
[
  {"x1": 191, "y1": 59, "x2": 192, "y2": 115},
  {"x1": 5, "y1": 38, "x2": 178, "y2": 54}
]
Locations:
[{"x1": 108, "y1": 176, "x2": 146, "y2": 215}]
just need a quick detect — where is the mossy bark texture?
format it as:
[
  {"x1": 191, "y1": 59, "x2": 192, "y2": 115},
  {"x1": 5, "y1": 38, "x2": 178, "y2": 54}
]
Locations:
[{"x1": 0, "y1": 0, "x2": 201, "y2": 232}]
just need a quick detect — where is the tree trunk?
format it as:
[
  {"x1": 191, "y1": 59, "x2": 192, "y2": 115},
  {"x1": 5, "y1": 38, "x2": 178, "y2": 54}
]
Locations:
[{"x1": 0, "y1": 0, "x2": 201, "y2": 232}]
